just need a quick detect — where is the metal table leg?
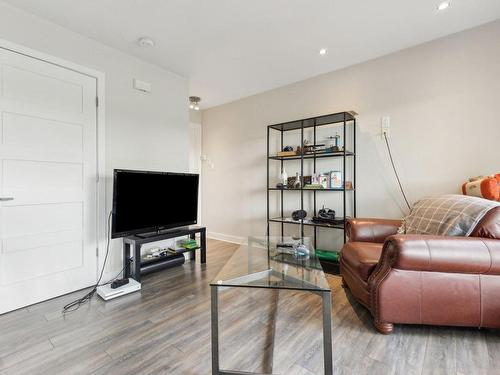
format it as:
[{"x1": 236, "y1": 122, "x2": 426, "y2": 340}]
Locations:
[
  {"x1": 133, "y1": 243, "x2": 141, "y2": 282},
  {"x1": 201, "y1": 228, "x2": 207, "y2": 263},
  {"x1": 322, "y1": 290, "x2": 333, "y2": 375},
  {"x1": 211, "y1": 285, "x2": 332, "y2": 375},
  {"x1": 211, "y1": 285, "x2": 219, "y2": 374},
  {"x1": 190, "y1": 233, "x2": 196, "y2": 261}
]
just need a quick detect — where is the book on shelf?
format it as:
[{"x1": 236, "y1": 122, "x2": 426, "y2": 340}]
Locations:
[
  {"x1": 303, "y1": 184, "x2": 324, "y2": 189},
  {"x1": 276, "y1": 151, "x2": 297, "y2": 157}
]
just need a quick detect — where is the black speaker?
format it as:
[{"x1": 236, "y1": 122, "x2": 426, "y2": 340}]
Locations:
[{"x1": 292, "y1": 209, "x2": 307, "y2": 221}]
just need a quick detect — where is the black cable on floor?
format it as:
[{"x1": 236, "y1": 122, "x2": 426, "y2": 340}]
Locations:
[
  {"x1": 383, "y1": 132, "x2": 411, "y2": 211},
  {"x1": 63, "y1": 210, "x2": 119, "y2": 313}
]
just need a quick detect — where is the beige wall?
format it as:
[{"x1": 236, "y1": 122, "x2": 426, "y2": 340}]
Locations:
[{"x1": 201, "y1": 20, "x2": 500, "y2": 247}]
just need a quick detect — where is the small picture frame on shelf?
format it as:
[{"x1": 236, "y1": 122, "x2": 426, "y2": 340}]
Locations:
[
  {"x1": 319, "y1": 174, "x2": 329, "y2": 189},
  {"x1": 330, "y1": 171, "x2": 342, "y2": 189}
]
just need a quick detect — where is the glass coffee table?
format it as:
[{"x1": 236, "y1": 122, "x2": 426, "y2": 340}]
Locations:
[{"x1": 210, "y1": 237, "x2": 332, "y2": 375}]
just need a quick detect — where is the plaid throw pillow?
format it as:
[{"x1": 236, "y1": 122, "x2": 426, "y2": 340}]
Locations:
[{"x1": 398, "y1": 194, "x2": 500, "y2": 236}]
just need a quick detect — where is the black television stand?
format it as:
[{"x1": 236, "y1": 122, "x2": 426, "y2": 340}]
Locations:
[
  {"x1": 135, "y1": 226, "x2": 189, "y2": 239},
  {"x1": 123, "y1": 226, "x2": 206, "y2": 282}
]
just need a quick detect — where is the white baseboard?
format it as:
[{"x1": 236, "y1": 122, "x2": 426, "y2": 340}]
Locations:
[{"x1": 207, "y1": 232, "x2": 247, "y2": 245}]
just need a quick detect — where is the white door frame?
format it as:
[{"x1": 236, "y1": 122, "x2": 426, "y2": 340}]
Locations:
[
  {"x1": 0, "y1": 38, "x2": 107, "y2": 282},
  {"x1": 188, "y1": 122, "x2": 202, "y2": 225}
]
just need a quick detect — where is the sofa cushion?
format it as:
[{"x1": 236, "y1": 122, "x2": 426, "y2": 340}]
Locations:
[
  {"x1": 399, "y1": 195, "x2": 499, "y2": 237},
  {"x1": 470, "y1": 206, "x2": 500, "y2": 239},
  {"x1": 341, "y1": 242, "x2": 383, "y2": 281}
]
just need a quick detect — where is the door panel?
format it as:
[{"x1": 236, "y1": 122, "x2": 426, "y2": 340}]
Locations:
[
  {"x1": 2, "y1": 64, "x2": 83, "y2": 113},
  {"x1": 2, "y1": 112, "x2": 83, "y2": 163},
  {"x1": 1, "y1": 241, "x2": 83, "y2": 285},
  {"x1": 0, "y1": 48, "x2": 97, "y2": 313},
  {"x1": 2, "y1": 203, "x2": 83, "y2": 237}
]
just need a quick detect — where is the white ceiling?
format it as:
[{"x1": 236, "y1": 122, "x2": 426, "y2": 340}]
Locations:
[{"x1": 5, "y1": 0, "x2": 500, "y2": 109}]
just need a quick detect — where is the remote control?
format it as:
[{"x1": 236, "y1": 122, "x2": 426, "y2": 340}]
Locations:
[
  {"x1": 277, "y1": 242, "x2": 294, "y2": 248},
  {"x1": 111, "y1": 278, "x2": 129, "y2": 289}
]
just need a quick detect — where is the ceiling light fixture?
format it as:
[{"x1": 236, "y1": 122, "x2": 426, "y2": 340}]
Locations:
[
  {"x1": 189, "y1": 96, "x2": 201, "y2": 111},
  {"x1": 319, "y1": 48, "x2": 328, "y2": 56},
  {"x1": 138, "y1": 37, "x2": 155, "y2": 47},
  {"x1": 437, "y1": 1, "x2": 451, "y2": 11}
]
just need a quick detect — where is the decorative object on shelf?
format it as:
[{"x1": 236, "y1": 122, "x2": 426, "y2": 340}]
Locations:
[
  {"x1": 317, "y1": 206, "x2": 336, "y2": 220},
  {"x1": 330, "y1": 171, "x2": 342, "y2": 189},
  {"x1": 345, "y1": 181, "x2": 353, "y2": 189},
  {"x1": 319, "y1": 174, "x2": 329, "y2": 189},
  {"x1": 312, "y1": 215, "x2": 344, "y2": 225},
  {"x1": 293, "y1": 172, "x2": 302, "y2": 189},
  {"x1": 276, "y1": 182, "x2": 285, "y2": 189},
  {"x1": 292, "y1": 209, "x2": 307, "y2": 221},
  {"x1": 283, "y1": 146, "x2": 294, "y2": 152},
  {"x1": 281, "y1": 167, "x2": 288, "y2": 186},
  {"x1": 286, "y1": 175, "x2": 312, "y2": 189},
  {"x1": 325, "y1": 132, "x2": 341, "y2": 152},
  {"x1": 302, "y1": 139, "x2": 326, "y2": 155}
]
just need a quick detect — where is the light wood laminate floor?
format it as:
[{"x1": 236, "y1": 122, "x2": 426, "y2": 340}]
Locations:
[{"x1": 0, "y1": 239, "x2": 499, "y2": 375}]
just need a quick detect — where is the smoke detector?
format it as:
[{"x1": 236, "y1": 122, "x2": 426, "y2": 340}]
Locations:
[{"x1": 138, "y1": 37, "x2": 155, "y2": 47}]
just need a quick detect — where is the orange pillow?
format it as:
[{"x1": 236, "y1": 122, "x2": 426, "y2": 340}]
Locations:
[{"x1": 462, "y1": 174, "x2": 500, "y2": 201}]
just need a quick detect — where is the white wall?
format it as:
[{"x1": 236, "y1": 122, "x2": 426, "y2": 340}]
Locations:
[
  {"x1": 201, "y1": 20, "x2": 500, "y2": 249},
  {"x1": 0, "y1": 2, "x2": 189, "y2": 273}
]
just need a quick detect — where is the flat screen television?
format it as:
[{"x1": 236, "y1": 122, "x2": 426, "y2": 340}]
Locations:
[{"x1": 111, "y1": 169, "x2": 199, "y2": 238}]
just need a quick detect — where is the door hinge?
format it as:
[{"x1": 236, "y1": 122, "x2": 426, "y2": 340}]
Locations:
[
  {"x1": 96, "y1": 247, "x2": 99, "y2": 257},
  {"x1": 95, "y1": 96, "x2": 99, "y2": 107}
]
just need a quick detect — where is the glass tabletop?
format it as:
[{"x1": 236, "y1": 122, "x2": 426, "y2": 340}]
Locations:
[{"x1": 210, "y1": 236, "x2": 331, "y2": 292}]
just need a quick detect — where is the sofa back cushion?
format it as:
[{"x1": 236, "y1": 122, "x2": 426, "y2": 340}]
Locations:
[
  {"x1": 470, "y1": 206, "x2": 500, "y2": 239},
  {"x1": 399, "y1": 195, "x2": 500, "y2": 237}
]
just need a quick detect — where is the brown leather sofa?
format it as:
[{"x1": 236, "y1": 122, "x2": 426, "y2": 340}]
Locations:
[{"x1": 339, "y1": 207, "x2": 500, "y2": 334}]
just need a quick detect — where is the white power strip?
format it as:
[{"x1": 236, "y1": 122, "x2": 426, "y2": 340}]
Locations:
[{"x1": 96, "y1": 278, "x2": 141, "y2": 301}]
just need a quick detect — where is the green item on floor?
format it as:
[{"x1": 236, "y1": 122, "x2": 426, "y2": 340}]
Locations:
[{"x1": 315, "y1": 249, "x2": 340, "y2": 262}]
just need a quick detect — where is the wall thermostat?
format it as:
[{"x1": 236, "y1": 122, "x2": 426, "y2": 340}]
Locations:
[{"x1": 133, "y1": 78, "x2": 151, "y2": 93}]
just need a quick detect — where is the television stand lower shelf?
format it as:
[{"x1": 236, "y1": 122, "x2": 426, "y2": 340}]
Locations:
[{"x1": 123, "y1": 226, "x2": 206, "y2": 282}]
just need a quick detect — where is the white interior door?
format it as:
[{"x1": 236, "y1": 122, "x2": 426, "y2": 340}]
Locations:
[
  {"x1": 188, "y1": 122, "x2": 202, "y2": 224},
  {"x1": 0, "y1": 48, "x2": 98, "y2": 314}
]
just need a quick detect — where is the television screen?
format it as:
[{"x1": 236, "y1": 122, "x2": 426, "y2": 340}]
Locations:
[{"x1": 112, "y1": 169, "x2": 199, "y2": 238}]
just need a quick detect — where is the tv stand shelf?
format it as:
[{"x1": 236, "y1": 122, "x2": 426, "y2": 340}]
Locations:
[{"x1": 123, "y1": 226, "x2": 206, "y2": 282}]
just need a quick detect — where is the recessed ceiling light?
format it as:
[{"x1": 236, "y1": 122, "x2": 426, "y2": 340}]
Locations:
[
  {"x1": 138, "y1": 37, "x2": 155, "y2": 47},
  {"x1": 319, "y1": 48, "x2": 328, "y2": 56},
  {"x1": 437, "y1": 1, "x2": 451, "y2": 11}
]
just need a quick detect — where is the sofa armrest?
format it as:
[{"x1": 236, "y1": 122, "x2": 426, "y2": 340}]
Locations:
[
  {"x1": 375, "y1": 235, "x2": 500, "y2": 275},
  {"x1": 368, "y1": 235, "x2": 500, "y2": 331},
  {"x1": 346, "y1": 218, "x2": 402, "y2": 243}
]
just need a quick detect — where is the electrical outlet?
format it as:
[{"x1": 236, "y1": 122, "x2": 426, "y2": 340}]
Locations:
[{"x1": 381, "y1": 116, "x2": 390, "y2": 139}]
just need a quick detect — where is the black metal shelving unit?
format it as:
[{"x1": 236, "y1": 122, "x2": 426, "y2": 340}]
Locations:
[{"x1": 266, "y1": 111, "x2": 357, "y2": 258}]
